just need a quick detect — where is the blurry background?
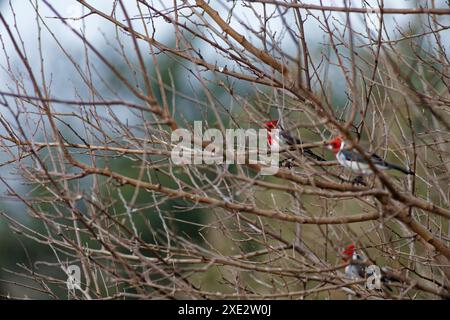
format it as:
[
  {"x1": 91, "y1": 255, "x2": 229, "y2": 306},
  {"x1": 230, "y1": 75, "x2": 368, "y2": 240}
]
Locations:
[{"x1": 0, "y1": 0, "x2": 448, "y2": 299}]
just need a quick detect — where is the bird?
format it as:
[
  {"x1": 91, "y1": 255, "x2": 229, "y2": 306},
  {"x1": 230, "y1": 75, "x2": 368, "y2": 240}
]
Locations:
[
  {"x1": 342, "y1": 244, "x2": 366, "y2": 279},
  {"x1": 341, "y1": 244, "x2": 395, "y2": 292},
  {"x1": 264, "y1": 119, "x2": 325, "y2": 162},
  {"x1": 326, "y1": 136, "x2": 414, "y2": 175}
]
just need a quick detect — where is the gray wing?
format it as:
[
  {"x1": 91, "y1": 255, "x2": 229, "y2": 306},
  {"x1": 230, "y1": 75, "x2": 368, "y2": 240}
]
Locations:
[
  {"x1": 281, "y1": 131, "x2": 325, "y2": 161},
  {"x1": 341, "y1": 150, "x2": 388, "y2": 166}
]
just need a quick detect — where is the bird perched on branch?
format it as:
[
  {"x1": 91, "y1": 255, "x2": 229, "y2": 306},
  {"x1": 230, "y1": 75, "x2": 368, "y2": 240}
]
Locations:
[
  {"x1": 341, "y1": 244, "x2": 396, "y2": 293},
  {"x1": 326, "y1": 136, "x2": 414, "y2": 175},
  {"x1": 264, "y1": 119, "x2": 325, "y2": 163},
  {"x1": 342, "y1": 244, "x2": 366, "y2": 279}
]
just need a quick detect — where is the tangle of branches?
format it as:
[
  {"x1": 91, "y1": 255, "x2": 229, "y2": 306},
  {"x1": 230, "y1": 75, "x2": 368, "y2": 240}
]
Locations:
[{"x1": 0, "y1": 0, "x2": 448, "y2": 300}]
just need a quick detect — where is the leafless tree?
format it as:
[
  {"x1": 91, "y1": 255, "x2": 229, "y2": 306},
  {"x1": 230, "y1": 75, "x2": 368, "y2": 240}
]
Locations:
[{"x1": 0, "y1": 0, "x2": 449, "y2": 299}]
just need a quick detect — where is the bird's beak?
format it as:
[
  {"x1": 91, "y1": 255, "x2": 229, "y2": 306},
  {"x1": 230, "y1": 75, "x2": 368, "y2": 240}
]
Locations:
[{"x1": 324, "y1": 141, "x2": 332, "y2": 150}]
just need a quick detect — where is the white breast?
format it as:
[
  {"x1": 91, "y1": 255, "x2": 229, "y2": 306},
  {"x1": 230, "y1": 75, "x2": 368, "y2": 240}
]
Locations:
[{"x1": 268, "y1": 132, "x2": 281, "y2": 149}]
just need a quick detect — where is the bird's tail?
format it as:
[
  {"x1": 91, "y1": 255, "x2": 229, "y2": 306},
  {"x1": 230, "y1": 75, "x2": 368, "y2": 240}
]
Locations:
[
  {"x1": 303, "y1": 148, "x2": 326, "y2": 162},
  {"x1": 388, "y1": 163, "x2": 415, "y2": 175}
]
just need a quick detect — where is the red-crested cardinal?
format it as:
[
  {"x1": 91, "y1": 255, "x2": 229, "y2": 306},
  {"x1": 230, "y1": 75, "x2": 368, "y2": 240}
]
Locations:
[
  {"x1": 342, "y1": 244, "x2": 366, "y2": 279},
  {"x1": 326, "y1": 136, "x2": 414, "y2": 175},
  {"x1": 341, "y1": 244, "x2": 395, "y2": 292},
  {"x1": 265, "y1": 120, "x2": 325, "y2": 162}
]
